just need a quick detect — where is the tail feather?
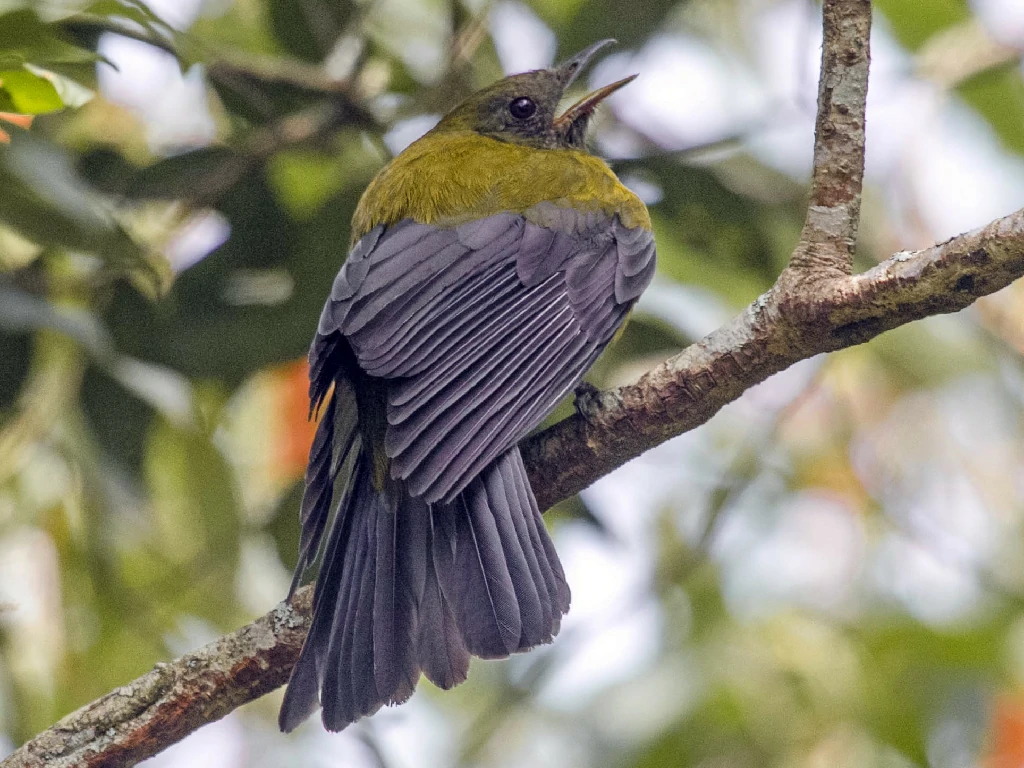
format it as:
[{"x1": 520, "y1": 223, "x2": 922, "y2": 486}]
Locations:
[
  {"x1": 416, "y1": 515, "x2": 470, "y2": 688},
  {"x1": 450, "y1": 479, "x2": 522, "y2": 657},
  {"x1": 318, "y1": 467, "x2": 372, "y2": 729},
  {"x1": 289, "y1": 375, "x2": 360, "y2": 600},
  {"x1": 374, "y1": 492, "x2": 426, "y2": 699},
  {"x1": 507, "y1": 451, "x2": 571, "y2": 615},
  {"x1": 281, "y1": 443, "x2": 569, "y2": 733},
  {"x1": 497, "y1": 455, "x2": 552, "y2": 633},
  {"x1": 348, "y1": 513, "x2": 381, "y2": 717},
  {"x1": 279, "y1": 434, "x2": 361, "y2": 732},
  {"x1": 288, "y1": 393, "x2": 337, "y2": 599},
  {"x1": 482, "y1": 461, "x2": 548, "y2": 647},
  {"x1": 435, "y1": 448, "x2": 568, "y2": 657}
]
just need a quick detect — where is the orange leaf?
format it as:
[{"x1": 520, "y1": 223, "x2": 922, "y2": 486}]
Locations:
[
  {"x1": 0, "y1": 113, "x2": 33, "y2": 129},
  {"x1": 270, "y1": 359, "x2": 319, "y2": 483},
  {"x1": 985, "y1": 693, "x2": 1024, "y2": 768}
]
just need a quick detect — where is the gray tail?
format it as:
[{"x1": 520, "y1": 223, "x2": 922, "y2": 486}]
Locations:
[{"x1": 279, "y1": 419, "x2": 569, "y2": 732}]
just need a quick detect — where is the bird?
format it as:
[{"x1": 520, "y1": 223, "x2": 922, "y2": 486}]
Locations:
[{"x1": 278, "y1": 38, "x2": 657, "y2": 733}]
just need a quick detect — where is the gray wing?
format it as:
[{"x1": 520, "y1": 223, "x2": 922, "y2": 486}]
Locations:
[{"x1": 316, "y1": 206, "x2": 656, "y2": 505}]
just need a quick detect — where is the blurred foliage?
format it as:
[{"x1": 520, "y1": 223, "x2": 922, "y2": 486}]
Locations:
[{"x1": 2, "y1": 1, "x2": 1024, "y2": 767}]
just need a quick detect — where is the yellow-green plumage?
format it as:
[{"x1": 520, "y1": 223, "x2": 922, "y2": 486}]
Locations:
[
  {"x1": 351, "y1": 126, "x2": 649, "y2": 484},
  {"x1": 352, "y1": 129, "x2": 651, "y2": 240}
]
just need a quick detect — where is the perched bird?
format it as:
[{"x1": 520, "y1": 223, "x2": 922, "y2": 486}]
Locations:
[{"x1": 279, "y1": 39, "x2": 656, "y2": 732}]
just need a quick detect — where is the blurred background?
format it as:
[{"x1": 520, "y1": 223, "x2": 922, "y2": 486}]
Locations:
[{"x1": 2, "y1": 0, "x2": 1024, "y2": 765}]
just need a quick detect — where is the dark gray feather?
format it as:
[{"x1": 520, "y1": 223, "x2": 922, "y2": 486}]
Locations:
[
  {"x1": 348, "y1": 507, "x2": 381, "y2": 718},
  {"x1": 384, "y1": 276, "x2": 569, "y2": 461},
  {"x1": 614, "y1": 246, "x2": 657, "y2": 303},
  {"x1": 456, "y1": 212, "x2": 521, "y2": 248},
  {"x1": 326, "y1": 212, "x2": 655, "y2": 504},
  {"x1": 449, "y1": 480, "x2": 522, "y2": 657},
  {"x1": 516, "y1": 222, "x2": 578, "y2": 286},
  {"x1": 287, "y1": 392, "x2": 337, "y2": 598},
  {"x1": 401, "y1": 316, "x2": 582, "y2": 503},
  {"x1": 319, "y1": 460, "x2": 374, "y2": 730},
  {"x1": 363, "y1": 254, "x2": 522, "y2": 379},
  {"x1": 372, "y1": 487, "x2": 426, "y2": 703},
  {"x1": 483, "y1": 453, "x2": 547, "y2": 647},
  {"x1": 498, "y1": 452, "x2": 553, "y2": 629},
  {"x1": 508, "y1": 450, "x2": 570, "y2": 613},
  {"x1": 354, "y1": 253, "x2": 515, "y2": 375},
  {"x1": 416, "y1": 507, "x2": 470, "y2": 688},
  {"x1": 347, "y1": 239, "x2": 468, "y2": 333},
  {"x1": 280, "y1": 462, "x2": 358, "y2": 732}
]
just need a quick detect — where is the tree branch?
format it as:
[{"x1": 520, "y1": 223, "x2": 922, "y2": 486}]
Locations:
[
  {"x1": 2, "y1": 591, "x2": 313, "y2": 768},
  {"x1": 9, "y1": 2, "x2": 1024, "y2": 767},
  {"x1": 791, "y1": 0, "x2": 870, "y2": 275},
  {"x1": 525, "y1": 208, "x2": 1024, "y2": 509},
  {"x1": 8, "y1": 204, "x2": 1024, "y2": 768}
]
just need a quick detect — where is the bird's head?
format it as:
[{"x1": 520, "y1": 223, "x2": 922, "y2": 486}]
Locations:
[{"x1": 435, "y1": 39, "x2": 636, "y2": 150}]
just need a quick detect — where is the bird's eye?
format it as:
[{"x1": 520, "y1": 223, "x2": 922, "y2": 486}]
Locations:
[{"x1": 509, "y1": 97, "x2": 537, "y2": 120}]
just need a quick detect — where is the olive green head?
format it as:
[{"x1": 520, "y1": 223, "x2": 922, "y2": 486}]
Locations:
[{"x1": 435, "y1": 39, "x2": 636, "y2": 150}]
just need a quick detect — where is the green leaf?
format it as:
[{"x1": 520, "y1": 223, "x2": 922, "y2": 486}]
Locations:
[
  {"x1": 0, "y1": 8, "x2": 54, "y2": 54},
  {"x1": 128, "y1": 147, "x2": 247, "y2": 200},
  {"x1": 0, "y1": 130, "x2": 118, "y2": 243},
  {"x1": 207, "y1": 60, "x2": 336, "y2": 123},
  {"x1": 0, "y1": 130, "x2": 158, "y2": 288},
  {"x1": 860, "y1": 621, "x2": 1006, "y2": 762},
  {"x1": 265, "y1": 478, "x2": 303, "y2": 572},
  {"x1": 957, "y1": 63, "x2": 1024, "y2": 156},
  {"x1": 535, "y1": 0, "x2": 676, "y2": 56},
  {"x1": 144, "y1": 414, "x2": 242, "y2": 573},
  {"x1": 0, "y1": 9, "x2": 99, "y2": 63},
  {"x1": 83, "y1": 0, "x2": 168, "y2": 30},
  {"x1": 68, "y1": 2, "x2": 174, "y2": 68},
  {"x1": 0, "y1": 68, "x2": 63, "y2": 113},
  {"x1": 628, "y1": 158, "x2": 799, "y2": 304},
  {"x1": 0, "y1": 312, "x2": 30, "y2": 410},
  {"x1": 874, "y1": 0, "x2": 971, "y2": 51},
  {"x1": 267, "y1": 146, "x2": 350, "y2": 218},
  {"x1": 81, "y1": 364, "x2": 155, "y2": 475},
  {"x1": 104, "y1": 157, "x2": 370, "y2": 386},
  {"x1": 0, "y1": 282, "x2": 113, "y2": 358},
  {"x1": 0, "y1": 9, "x2": 111, "y2": 91},
  {"x1": 267, "y1": 0, "x2": 353, "y2": 63}
]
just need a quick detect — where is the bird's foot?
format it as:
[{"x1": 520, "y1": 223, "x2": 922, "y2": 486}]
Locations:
[{"x1": 573, "y1": 382, "x2": 604, "y2": 423}]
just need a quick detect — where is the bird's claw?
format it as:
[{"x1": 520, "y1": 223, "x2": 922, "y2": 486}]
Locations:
[{"x1": 573, "y1": 381, "x2": 604, "y2": 422}]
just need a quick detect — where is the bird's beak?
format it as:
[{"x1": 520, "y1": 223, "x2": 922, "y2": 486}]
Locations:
[
  {"x1": 553, "y1": 74, "x2": 637, "y2": 132},
  {"x1": 552, "y1": 40, "x2": 636, "y2": 134},
  {"x1": 554, "y1": 39, "x2": 618, "y2": 88}
]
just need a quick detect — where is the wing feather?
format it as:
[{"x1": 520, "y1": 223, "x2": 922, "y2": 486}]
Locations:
[
  {"x1": 358, "y1": 256, "x2": 519, "y2": 377},
  {"x1": 385, "y1": 277, "x2": 570, "y2": 457},
  {"x1": 402, "y1": 319, "x2": 585, "y2": 502},
  {"x1": 320, "y1": 210, "x2": 655, "y2": 503}
]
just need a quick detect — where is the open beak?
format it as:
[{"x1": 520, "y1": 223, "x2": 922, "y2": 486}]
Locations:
[
  {"x1": 553, "y1": 74, "x2": 637, "y2": 132},
  {"x1": 555, "y1": 39, "x2": 618, "y2": 88}
]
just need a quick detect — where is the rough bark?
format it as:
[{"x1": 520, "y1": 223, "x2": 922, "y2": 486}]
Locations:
[
  {"x1": 526, "y1": 209, "x2": 1024, "y2": 509},
  {"x1": 2, "y1": 591, "x2": 312, "y2": 768}
]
